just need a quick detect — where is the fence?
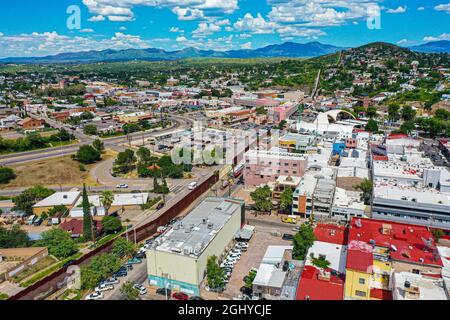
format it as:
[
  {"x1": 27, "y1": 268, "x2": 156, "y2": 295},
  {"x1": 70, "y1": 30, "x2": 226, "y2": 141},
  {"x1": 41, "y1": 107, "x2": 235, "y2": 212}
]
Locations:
[{"x1": 8, "y1": 173, "x2": 219, "y2": 300}]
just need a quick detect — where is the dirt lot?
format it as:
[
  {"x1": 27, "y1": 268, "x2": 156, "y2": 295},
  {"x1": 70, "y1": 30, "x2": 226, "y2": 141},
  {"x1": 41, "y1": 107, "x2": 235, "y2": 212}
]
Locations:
[
  {"x1": 5, "y1": 151, "x2": 115, "y2": 188},
  {"x1": 221, "y1": 230, "x2": 293, "y2": 299}
]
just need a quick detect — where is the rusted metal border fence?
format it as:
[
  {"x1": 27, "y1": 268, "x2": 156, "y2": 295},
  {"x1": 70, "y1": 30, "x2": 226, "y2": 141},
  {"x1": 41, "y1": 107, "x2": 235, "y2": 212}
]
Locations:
[{"x1": 9, "y1": 173, "x2": 219, "y2": 300}]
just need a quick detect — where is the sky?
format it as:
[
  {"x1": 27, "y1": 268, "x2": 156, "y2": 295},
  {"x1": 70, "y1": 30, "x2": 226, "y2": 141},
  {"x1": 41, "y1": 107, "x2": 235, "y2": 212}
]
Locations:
[{"x1": 0, "y1": 0, "x2": 449, "y2": 58}]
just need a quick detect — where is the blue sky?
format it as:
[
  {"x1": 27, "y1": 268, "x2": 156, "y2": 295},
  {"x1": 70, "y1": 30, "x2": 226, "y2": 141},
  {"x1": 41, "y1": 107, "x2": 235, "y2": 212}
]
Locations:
[{"x1": 0, "y1": 0, "x2": 449, "y2": 57}]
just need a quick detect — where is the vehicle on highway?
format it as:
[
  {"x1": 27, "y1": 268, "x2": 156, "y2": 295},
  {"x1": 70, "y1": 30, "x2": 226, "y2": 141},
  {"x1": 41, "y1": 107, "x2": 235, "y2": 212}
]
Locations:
[
  {"x1": 95, "y1": 283, "x2": 114, "y2": 292},
  {"x1": 156, "y1": 288, "x2": 172, "y2": 297},
  {"x1": 187, "y1": 182, "x2": 198, "y2": 190},
  {"x1": 116, "y1": 184, "x2": 129, "y2": 189},
  {"x1": 133, "y1": 284, "x2": 147, "y2": 295},
  {"x1": 172, "y1": 292, "x2": 189, "y2": 300},
  {"x1": 282, "y1": 233, "x2": 295, "y2": 241},
  {"x1": 85, "y1": 292, "x2": 104, "y2": 300},
  {"x1": 127, "y1": 257, "x2": 143, "y2": 265}
]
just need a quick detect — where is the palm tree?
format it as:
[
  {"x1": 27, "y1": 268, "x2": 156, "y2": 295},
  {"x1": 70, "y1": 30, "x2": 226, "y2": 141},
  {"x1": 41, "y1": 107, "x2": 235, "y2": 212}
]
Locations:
[{"x1": 100, "y1": 191, "x2": 114, "y2": 215}]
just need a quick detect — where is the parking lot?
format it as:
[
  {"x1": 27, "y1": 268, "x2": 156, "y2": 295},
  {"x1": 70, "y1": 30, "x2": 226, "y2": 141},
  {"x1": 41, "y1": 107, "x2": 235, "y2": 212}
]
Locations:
[{"x1": 221, "y1": 229, "x2": 293, "y2": 299}]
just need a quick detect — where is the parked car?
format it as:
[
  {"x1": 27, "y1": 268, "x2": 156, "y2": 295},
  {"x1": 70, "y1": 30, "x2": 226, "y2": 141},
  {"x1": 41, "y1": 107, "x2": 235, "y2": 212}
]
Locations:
[
  {"x1": 116, "y1": 184, "x2": 129, "y2": 189},
  {"x1": 127, "y1": 258, "x2": 143, "y2": 265},
  {"x1": 188, "y1": 182, "x2": 198, "y2": 190},
  {"x1": 113, "y1": 270, "x2": 127, "y2": 278},
  {"x1": 156, "y1": 203, "x2": 165, "y2": 210},
  {"x1": 156, "y1": 288, "x2": 171, "y2": 297},
  {"x1": 135, "y1": 252, "x2": 146, "y2": 259},
  {"x1": 134, "y1": 284, "x2": 147, "y2": 295},
  {"x1": 172, "y1": 292, "x2": 189, "y2": 300},
  {"x1": 85, "y1": 292, "x2": 104, "y2": 300},
  {"x1": 95, "y1": 283, "x2": 114, "y2": 292},
  {"x1": 102, "y1": 277, "x2": 119, "y2": 286},
  {"x1": 282, "y1": 233, "x2": 295, "y2": 241},
  {"x1": 240, "y1": 286, "x2": 253, "y2": 296}
]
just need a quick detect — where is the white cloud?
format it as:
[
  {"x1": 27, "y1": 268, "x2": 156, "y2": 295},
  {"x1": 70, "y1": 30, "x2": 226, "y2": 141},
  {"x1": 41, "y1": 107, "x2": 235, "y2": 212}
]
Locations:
[
  {"x1": 119, "y1": 26, "x2": 127, "y2": 31},
  {"x1": 434, "y1": 3, "x2": 450, "y2": 13},
  {"x1": 0, "y1": 32, "x2": 4, "y2": 37},
  {"x1": 240, "y1": 42, "x2": 252, "y2": 49},
  {"x1": 423, "y1": 33, "x2": 450, "y2": 42},
  {"x1": 79, "y1": 29, "x2": 94, "y2": 33},
  {"x1": 169, "y1": 27, "x2": 184, "y2": 33},
  {"x1": 0, "y1": 31, "x2": 150, "y2": 58},
  {"x1": 88, "y1": 15, "x2": 105, "y2": 22},
  {"x1": 233, "y1": 13, "x2": 278, "y2": 34},
  {"x1": 267, "y1": 0, "x2": 383, "y2": 27},
  {"x1": 386, "y1": 6, "x2": 407, "y2": 14},
  {"x1": 192, "y1": 22, "x2": 221, "y2": 38},
  {"x1": 82, "y1": 0, "x2": 239, "y2": 22},
  {"x1": 397, "y1": 39, "x2": 408, "y2": 45},
  {"x1": 417, "y1": 6, "x2": 425, "y2": 11}
]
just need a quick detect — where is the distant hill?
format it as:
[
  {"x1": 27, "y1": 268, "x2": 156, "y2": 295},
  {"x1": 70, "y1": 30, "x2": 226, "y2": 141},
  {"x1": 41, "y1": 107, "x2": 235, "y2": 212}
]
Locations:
[
  {"x1": 409, "y1": 40, "x2": 450, "y2": 53},
  {"x1": 0, "y1": 41, "x2": 344, "y2": 64}
]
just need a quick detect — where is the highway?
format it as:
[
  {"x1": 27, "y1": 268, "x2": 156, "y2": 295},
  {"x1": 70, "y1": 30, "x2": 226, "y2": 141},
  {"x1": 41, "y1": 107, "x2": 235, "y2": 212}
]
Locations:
[{"x1": 0, "y1": 114, "x2": 193, "y2": 166}]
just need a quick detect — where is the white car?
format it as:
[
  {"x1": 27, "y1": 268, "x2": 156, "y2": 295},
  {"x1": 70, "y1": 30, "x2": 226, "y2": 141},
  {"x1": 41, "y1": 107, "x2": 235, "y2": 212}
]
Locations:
[
  {"x1": 134, "y1": 284, "x2": 148, "y2": 295},
  {"x1": 85, "y1": 292, "x2": 104, "y2": 300},
  {"x1": 116, "y1": 184, "x2": 129, "y2": 189},
  {"x1": 101, "y1": 278, "x2": 119, "y2": 286},
  {"x1": 188, "y1": 182, "x2": 198, "y2": 190},
  {"x1": 95, "y1": 284, "x2": 114, "y2": 292},
  {"x1": 221, "y1": 262, "x2": 234, "y2": 268}
]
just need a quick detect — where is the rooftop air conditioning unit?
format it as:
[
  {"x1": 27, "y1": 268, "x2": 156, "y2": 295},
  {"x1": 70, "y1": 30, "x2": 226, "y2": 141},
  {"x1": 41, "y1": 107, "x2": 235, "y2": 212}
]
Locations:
[{"x1": 207, "y1": 223, "x2": 214, "y2": 229}]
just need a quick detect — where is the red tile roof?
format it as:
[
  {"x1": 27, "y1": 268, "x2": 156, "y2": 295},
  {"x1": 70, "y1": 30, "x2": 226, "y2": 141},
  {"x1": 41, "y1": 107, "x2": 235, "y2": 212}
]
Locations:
[
  {"x1": 60, "y1": 219, "x2": 103, "y2": 236},
  {"x1": 346, "y1": 218, "x2": 443, "y2": 273},
  {"x1": 387, "y1": 133, "x2": 409, "y2": 139},
  {"x1": 314, "y1": 224, "x2": 349, "y2": 245},
  {"x1": 296, "y1": 266, "x2": 344, "y2": 300},
  {"x1": 372, "y1": 155, "x2": 389, "y2": 161}
]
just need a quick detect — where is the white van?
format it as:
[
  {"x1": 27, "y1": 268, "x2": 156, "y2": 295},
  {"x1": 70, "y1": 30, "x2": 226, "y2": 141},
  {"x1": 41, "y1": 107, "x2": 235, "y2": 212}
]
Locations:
[
  {"x1": 188, "y1": 182, "x2": 198, "y2": 190},
  {"x1": 26, "y1": 215, "x2": 36, "y2": 225}
]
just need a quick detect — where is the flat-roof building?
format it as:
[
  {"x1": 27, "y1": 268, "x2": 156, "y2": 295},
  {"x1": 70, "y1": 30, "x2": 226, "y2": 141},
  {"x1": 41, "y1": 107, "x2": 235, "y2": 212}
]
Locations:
[
  {"x1": 147, "y1": 197, "x2": 244, "y2": 296},
  {"x1": 33, "y1": 191, "x2": 81, "y2": 216}
]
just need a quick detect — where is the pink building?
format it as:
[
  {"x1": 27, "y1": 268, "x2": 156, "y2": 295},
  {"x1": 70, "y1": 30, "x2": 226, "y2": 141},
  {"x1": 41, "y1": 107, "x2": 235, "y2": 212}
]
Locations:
[
  {"x1": 268, "y1": 103, "x2": 297, "y2": 124},
  {"x1": 244, "y1": 149, "x2": 308, "y2": 187},
  {"x1": 234, "y1": 98, "x2": 280, "y2": 108}
]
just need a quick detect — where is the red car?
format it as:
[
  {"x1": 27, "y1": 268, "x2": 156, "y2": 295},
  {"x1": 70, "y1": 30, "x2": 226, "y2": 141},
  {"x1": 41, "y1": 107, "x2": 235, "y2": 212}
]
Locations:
[{"x1": 172, "y1": 292, "x2": 189, "y2": 300}]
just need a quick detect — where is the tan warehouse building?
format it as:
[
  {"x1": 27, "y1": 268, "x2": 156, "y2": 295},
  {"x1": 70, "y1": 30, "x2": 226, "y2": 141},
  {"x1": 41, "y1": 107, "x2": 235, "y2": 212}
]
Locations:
[{"x1": 147, "y1": 197, "x2": 245, "y2": 296}]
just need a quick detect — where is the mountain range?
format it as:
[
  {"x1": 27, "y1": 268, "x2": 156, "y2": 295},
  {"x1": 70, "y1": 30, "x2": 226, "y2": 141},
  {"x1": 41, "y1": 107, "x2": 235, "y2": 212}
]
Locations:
[{"x1": 0, "y1": 40, "x2": 449, "y2": 64}]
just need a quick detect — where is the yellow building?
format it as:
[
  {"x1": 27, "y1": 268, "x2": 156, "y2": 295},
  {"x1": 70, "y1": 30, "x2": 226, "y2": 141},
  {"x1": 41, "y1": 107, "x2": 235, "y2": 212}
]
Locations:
[{"x1": 147, "y1": 197, "x2": 244, "y2": 296}]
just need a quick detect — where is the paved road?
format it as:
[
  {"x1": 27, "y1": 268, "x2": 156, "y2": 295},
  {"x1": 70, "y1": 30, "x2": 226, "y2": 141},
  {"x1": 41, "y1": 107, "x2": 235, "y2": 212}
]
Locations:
[
  {"x1": 0, "y1": 115, "x2": 192, "y2": 166},
  {"x1": 102, "y1": 259, "x2": 148, "y2": 300}
]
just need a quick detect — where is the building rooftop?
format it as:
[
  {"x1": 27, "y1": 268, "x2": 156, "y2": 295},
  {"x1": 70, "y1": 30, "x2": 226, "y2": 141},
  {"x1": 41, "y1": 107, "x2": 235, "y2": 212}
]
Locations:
[
  {"x1": 33, "y1": 191, "x2": 80, "y2": 208},
  {"x1": 374, "y1": 183, "x2": 450, "y2": 207},
  {"x1": 393, "y1": 272, "x2": 448, "y2": 300},
  {"x1": 333, "y1": 187, "x2": 367, "y2": 211},
  {"x1": 252, "y1": 263, "x2": 287, "y2": 289},
  {"x1": 296, "y1": 266, "x2": 344, "y2": 300},
  {"x1": 346, "y1": 218, "x2": 443, "y2": 273},
  {"x1": 153, "y1": 197, "x2": 243, "y2": 258},
  {"x1": 314, "y1": 224, "x2": 349, "y2": 245}
]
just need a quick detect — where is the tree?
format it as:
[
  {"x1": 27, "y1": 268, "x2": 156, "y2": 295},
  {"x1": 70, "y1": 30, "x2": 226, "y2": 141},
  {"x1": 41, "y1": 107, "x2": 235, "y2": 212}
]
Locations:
[
  {"x1": 387, "y1": 103, "x2": 401, "y2": 122},
  {"x1": 74, "y1": 145, "x2": 101, "y2": 164},
  {"x1": 434, "y1": 108, "x2": 450, "y2": 121},
  {"x1": 114, "y1": 149, "x2": 137, "y2": 174},
  {"x1": 292, "y1": 223, "x2": 315, "y2": 260},
  {"x1": 401, "y1": 105, "x2": 417, "y2": 121},
  {"x1": 82, "y1": 184, "x2": 93, "y2": 241},
  {"x1": 83, "y1": 124, "x2": 98, "y2": 136},
  {"x1": 244, "y1": 270, "x2": 257, "y2": 289},
  {"x1": 354, "y1": 178, "x2": 373, "y2": 205},
  {"x1": 206, "y1": 255, "x2": 225, "y2": 290},
  {"x1": 280, "y1": 188, "x2": 293, "y2": 213},
  {"x1": 102, "y1": 216, "x2": 122, "y2": 234},
  {"x1": 100, "y1": 191, "x2": 114, "y2": 215},
  {"x1": 250, "y1": 186, "x2": 273, "y2": 213},
  {"x1": 312, "y1": 256, "x2": 331, "y2": 269},
  {"x1": 35, "y1": 228, "x2": 78, "y2": 259},
  {"x1": 399, "y1": 120, "x2": 415, "y2": 134},
  {"x1": 366, "y1": 106, "x2": 378, "y2": 118},
  {"x1": 120, "y1": 281, "x2": 140, "y2": 300},
  {"x1": 137, "y1": 147, "x2": 151, "y2": 165},
  {"x1": 92, "y1": 139, "x2": 104, "y2": 152},
  {"x1": 81, "y1": 253, "x2": 121, "y2": 290},
  {"x1": 276, "y1": 120, "x2": 287, "y2": 130},
  {"x1": 0, "y1": 166, "x2": 16, "y2": 184},
  {"x1": 0, "y1": 225, "x2": 30, "y2": 248},
  {"x1": 111, "y1": 237, "x2": 135, "y2": 258},
  {"x1": 365, "y1": 119, "x2": 379, "y2": 133},
  {"x1": 13, "y1": 185, "x2": 55, "y2": 215}
]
